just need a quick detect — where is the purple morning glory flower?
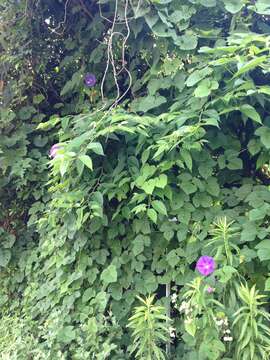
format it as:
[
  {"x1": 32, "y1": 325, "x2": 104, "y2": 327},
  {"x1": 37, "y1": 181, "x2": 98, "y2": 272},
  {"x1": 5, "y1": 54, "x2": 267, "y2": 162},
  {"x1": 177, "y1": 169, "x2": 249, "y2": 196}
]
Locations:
[
  {"x1": 49, "y1": 144, "x2": 61, "y2": 159},
  {"x1": 84, "y1": 73, "x2": 96, "y2": 87},
  {"x1": 196, "y1": 256, "x2": 216, "y2": 276}
]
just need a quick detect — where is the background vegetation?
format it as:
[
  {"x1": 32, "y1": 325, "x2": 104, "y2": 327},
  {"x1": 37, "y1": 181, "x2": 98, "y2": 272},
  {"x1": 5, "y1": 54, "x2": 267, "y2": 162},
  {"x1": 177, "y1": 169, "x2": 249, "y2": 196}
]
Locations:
[{"x1": 1, "y1": 0, "x2": 270, "y2": 358}]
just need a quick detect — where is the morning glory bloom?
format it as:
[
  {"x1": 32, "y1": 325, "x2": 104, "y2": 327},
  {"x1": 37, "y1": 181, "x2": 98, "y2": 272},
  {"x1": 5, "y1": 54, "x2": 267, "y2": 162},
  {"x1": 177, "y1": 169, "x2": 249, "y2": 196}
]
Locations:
[
  {"x1": 196, "y1": 256, "x2": 216, "y2": 276},
  {"x1": 49, "y1": 144, "x2": 61, "y2": 159},
  {"x1": 84, "y1": 73, "x2": 96, "y2": 87}
]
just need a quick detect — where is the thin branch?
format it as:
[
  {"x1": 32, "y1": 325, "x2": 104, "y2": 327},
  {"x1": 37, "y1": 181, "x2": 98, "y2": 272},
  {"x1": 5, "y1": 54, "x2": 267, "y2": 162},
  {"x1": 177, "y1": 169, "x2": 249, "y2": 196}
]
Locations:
[
  {"x1": 100, "y1": 0, "x2": 119, "y2": 102},
  {"x1": 79, "y1": 0, "x2": 94, "y2": 19},
  {"x1": 51, "y1": 0, "x2": 71, "y2": 35}
]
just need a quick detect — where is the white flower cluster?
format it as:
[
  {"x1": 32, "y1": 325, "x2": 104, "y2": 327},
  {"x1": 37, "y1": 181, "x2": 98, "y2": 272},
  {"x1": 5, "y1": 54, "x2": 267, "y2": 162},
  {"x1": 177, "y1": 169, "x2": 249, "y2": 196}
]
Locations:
[
  {"x1": 179, "y1": 301, "x2": 194, "y2": 325},
  {"x1": 171, "y1": 293, "x2": 177, "y2": 304},
  {"x1": 179, "y1": 301, "x2": 192, "y2": 315},
  {"x1": 214, "y1": 316, "x2": 233, "y2": 342}
]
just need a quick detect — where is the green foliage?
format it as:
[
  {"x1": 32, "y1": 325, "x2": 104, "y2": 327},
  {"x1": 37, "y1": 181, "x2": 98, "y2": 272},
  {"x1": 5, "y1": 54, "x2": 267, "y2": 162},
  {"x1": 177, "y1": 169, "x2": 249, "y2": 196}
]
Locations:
[
  {"x1": 127, "y1": 295, "x2": 170, "y2": 360},
  {"x1": 0, "y1": 315, "x2": 46, "y2": 359},
  {"x1": 1, "y1": 0, "x2": 270, "y2": 358},
  {"x1": 233, "y1": 284, "x2": 270, "y2": 360},
  {"x1": 177, "y1": 277, "x2": 226, "y2": 359}
]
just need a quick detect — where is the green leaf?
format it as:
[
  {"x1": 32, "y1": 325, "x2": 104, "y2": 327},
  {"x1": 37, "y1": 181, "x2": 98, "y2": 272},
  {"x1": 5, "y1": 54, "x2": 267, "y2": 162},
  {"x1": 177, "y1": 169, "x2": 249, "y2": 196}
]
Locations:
[
  {"x1": 79, "y1": 155, "x2": 93, "y2": 170},
  {"x1": 141, "y1": 179, "x2": 156, "y2": 194},
  {"x1": 256, "y1": 0, "x2": 270, "y2": 15},
  {"x1": 227, "y1": 157, "x2": 243, "y2": 170},
  {"x1": 186, "y1": 67, "x2": 213, "y2": 87},
  {"x1": 110, "y1": 283, "x2": 123, "y2": 301},
  {"x1": 33, "y1": 94, "x2": 45, "y2": 104},
  {"x1": 180, "y1": 148, "x2": 192, "y2": 171},
  {"x1": 240, "y1": 104, "x2": 262, "y2": 124},
  {"x1": 248, "y1": 139, "x2": 261, "y2": 155},
  {"x1": 194, "y1": 79, "x2": 211, "y2": 97},
  {"x1": 82, "y1": 288, "x2": 95, "y2": 303},
  {"x1": 241, "y1": 222, "x2": 257, "y2": 242},
  {"x1": 185, "y1": 319, "x2": 196, "y2": 337},
  {"x1": 194, "y1": 79, "x2": 218, "y2": 98},
  {"x1": 174, "y1": 34, "x2": 198, "y2": 50},
  {"x1": 265, "y1": 278, "x2": 270, "y2": 291},
  {"x1": 258, "y1": 86, "x2": 270, "y2": 95},
  {"x1": 147, "y1": 208, "x2": 157, "y2": 223},
  {"x1": 180, "y1": 181, "x2": 197, "y2": 195},
  {"x1": 57, "y1": 326, "x2": 76, "y2": 344},
  {"x1": 148, "y1": 77, "x2": 172, "y2": 96},
  {"x1": 60, "y1": 71, "x2": 81, "y2": 96},
  {"x1": 255, "y1": 240, "x2": 270, "y2": 261},
  {"x1": 87, "y1": 142, "x2": 104, "y2": 155},
  {"x1": 215, "y1": 266, "x2": 237, "y2": 283},
  {"x1": 205, "y1": 177, "x2": 220, "y2": 196},
  {"x1": 151, "y1": 200, "x2": 167, "y2": 216},
  {"x1": 166, "y1": 250, "x2": 179, "y2": 267},
  {"x1": 155, "y1": 174, "x2": 168, "y2": 189},
  {"x1": 0, "y1": 249, "x2": 11, "y2": 267},
  {"x1": 100, "y1": 264, "x2": 117, "y2": 284},
  {"x1": 33, "y1": 135, "x2": 48, "y2": 147},
  {"x1": 76, "y1": 159, "x2": 85, "y2": 176},
  {"x1": 249, "y1": 204, "x2": 269, "y2": 221},
  {"x1": 223, "y1": 0, "x2": 244, "y2": 14},
  {"x1": 133, "y1": 235, "x2": 145, "y2": 256},
  {"x1": 145, "y1": 13, "x2": 159, "y2": 29},
  {"x1": 234, "y1": 56, "x2": 267, "y2": 78},
  {"x1": 142, "y1": 148, "x2": 150, "y2": 164},
  {"x1": 18, "y1": 106, "x2": 36, "y2": 120},
  {"x1": 255, "y1": 126, "x2": 270, "y2": 149},
  {"x1": 200, "y1": 0, "x2": 216, "y2": 7},
  {"x1": 59, "y1": 159, "x2": 70, "y2": 177},
  {"x1": 130, "y1": 95, "x2": 166, "y2": 112}
]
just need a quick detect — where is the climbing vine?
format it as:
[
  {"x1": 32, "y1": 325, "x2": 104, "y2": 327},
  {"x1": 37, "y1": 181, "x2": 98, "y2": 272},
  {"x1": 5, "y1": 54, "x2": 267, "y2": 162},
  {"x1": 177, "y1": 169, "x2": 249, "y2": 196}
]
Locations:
[{"x1": 1, "y1": 0, "x2": 270, "y2": 359}]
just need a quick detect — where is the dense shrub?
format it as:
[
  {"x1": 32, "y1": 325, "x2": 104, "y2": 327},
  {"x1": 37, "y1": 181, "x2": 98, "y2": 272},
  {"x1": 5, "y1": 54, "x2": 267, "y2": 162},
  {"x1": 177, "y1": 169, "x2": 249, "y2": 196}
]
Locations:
[{"x1": 1, "y1": 0, "x2": 270, "y2": 359}]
